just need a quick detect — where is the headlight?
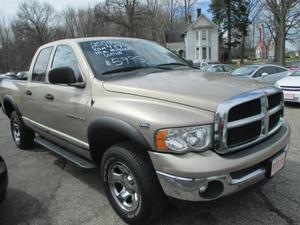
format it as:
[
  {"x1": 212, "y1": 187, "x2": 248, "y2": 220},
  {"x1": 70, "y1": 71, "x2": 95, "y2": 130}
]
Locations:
[
  {"x1": 155, "y1": 125, "x2": 212, "y2": 153},
  {"x1": 274, "y1": 82, "x2": 281, "y2": 88}
]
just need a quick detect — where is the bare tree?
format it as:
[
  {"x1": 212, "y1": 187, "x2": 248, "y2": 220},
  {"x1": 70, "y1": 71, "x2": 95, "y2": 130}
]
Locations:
[
  {"x1": 179, "y1": 0, "x2": 197, "y2": 22},
  {"x1": 63, "y1": 6, "x2": 99, "y2": 38},
  {"x1": 0, "y1": 17, "x2": 14, "y2": 72},
  {"x1": 96, "y1": 0, "x2": 143, "y2": 37},
  {"x1": 161, "y1": 0, "x2": 180, "y2": 30},
  {"x1": 63, "y1": 7, "x2": 78, "y2": 38},
  {"x1": 16, "y1": 0, "x2": 60, "y2": 46},
  {"x1": 264, "y1": 0, "x2": 300, "y2": 65},
  {"x1": 233, "y1": 0, "x2": 259, "y2": 63}
]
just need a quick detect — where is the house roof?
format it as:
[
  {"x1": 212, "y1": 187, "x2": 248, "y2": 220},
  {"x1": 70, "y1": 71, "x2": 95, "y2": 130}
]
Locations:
[
  {"x1": 182, "y1": 14, "x2": 219, "y2": 35},
  {"x1": 165, "y1": 22, "x2": 190, "y2": 43}
]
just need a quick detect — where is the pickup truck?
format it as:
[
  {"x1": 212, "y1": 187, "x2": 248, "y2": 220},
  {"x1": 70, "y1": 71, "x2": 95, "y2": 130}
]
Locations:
[{"x1": 0, "y1": 38, "x2": 290, "y2": 225}]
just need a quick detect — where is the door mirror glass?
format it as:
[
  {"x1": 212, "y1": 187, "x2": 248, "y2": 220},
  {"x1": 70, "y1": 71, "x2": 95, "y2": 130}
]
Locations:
[
  {"x1": 48, "y1": 67, "x2": 76, "y2": 85},
  {"x1": 261, "y1": 72, "x2": 269, "y2": 77}
]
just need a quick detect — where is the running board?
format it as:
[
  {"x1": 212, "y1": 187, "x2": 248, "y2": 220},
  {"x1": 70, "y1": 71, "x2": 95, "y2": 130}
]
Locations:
[{"x1": 35, "y1": 137, "x2": 97, "y2": 169}]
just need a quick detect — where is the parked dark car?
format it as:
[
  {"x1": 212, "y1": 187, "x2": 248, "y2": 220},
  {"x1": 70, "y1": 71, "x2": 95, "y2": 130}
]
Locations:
[{"x1": 0, "y1": 156, "x2": 8, "y2": 204}]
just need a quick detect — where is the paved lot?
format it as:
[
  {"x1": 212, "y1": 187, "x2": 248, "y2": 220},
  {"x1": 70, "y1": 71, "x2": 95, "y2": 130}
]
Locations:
[{"x1": 0, "y1": 104, "x2": 299, "y2": 225}]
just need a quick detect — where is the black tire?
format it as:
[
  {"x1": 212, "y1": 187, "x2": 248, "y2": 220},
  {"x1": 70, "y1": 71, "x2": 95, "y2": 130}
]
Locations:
[
  {"x1": 10, "y1": 111, "x2": 35, "y2": 149},
  {"x1": 101, "y1": 142, "x2": 167, "y2": 225},
  {"x1": 0, "y1": 189, "x2": 7, "y2": 204}
]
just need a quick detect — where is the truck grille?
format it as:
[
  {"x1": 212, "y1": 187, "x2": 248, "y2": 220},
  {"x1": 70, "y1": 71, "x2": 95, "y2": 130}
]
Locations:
[{"x1": 214, "y1": 88, "x2": 284, "y2": 154}]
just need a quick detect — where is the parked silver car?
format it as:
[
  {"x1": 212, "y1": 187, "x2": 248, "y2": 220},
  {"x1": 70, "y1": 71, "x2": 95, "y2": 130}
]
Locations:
[
  {"x1": 231, "y1": 64, "x2": 288, "y2": 80},
  {"x1": 275, "y1": 70, "x2": 300, "y2": 103}
]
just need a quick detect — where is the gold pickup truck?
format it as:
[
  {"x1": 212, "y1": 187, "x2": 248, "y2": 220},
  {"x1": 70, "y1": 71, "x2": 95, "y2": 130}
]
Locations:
[{"x1": 0, "y1": 38, "x2": 290, "y2": 225}]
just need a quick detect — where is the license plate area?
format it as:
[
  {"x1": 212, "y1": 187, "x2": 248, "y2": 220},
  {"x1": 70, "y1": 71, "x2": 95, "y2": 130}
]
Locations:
[
  {"x1": 284, "y1": 93, "x2": 294, "y2": 100},
  {"x1": 267, "y1": 152, "x2": 286, "y2": 178}
]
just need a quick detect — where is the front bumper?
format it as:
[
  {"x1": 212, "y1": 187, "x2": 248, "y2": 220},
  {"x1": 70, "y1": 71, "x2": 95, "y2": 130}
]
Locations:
[
  {"x1": 150, "y1": 122, "x2": 290, "y2": 201},
  {"x1": 282, "y1": 90, "x2": 300, "y2": 103}
]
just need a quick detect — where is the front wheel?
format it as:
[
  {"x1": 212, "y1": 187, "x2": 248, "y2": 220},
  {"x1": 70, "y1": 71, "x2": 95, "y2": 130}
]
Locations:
[
  {"x1": 10, "y1": 111, "x2": 35, "y2": 149},
  {"x1": 101, "y1": 142, "x2": 166, "y2": 225}
]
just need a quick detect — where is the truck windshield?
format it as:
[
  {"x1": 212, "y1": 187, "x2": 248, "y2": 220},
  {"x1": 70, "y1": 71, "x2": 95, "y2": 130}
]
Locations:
[{"x1": 79, "y1": 39, "x2": 190, "y2": 77}]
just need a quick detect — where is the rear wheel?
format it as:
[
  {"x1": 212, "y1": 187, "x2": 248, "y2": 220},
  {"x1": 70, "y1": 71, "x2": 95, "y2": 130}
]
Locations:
[
  {"x1": 10, "y1": 111, "x2": 35, "y2": 149},
  {"x1": 101, "y1": 142, "x2": 166, "y2": 225}
]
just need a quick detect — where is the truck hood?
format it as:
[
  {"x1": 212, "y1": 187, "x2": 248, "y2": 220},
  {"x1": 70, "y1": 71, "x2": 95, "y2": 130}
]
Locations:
[{"x1": 103, "y1": 69, "x2": 268, "y2": 112}]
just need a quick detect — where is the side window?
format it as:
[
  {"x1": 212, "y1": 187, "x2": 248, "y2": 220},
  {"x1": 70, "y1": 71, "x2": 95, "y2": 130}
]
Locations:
[
  {"x1": 276, "y1": 67, "x2": 286, "y2": 73},
  {"x1": 32, "y1": 47, "x2": 53, "y2": 82},
  {"x1": 202, "y1": 47, "x2": 207, "y2": 60},
  {"x1": 267, "y1": 66, "x2": 278, "y2": 74},
  {"x1": 223, "y1": 65, "x2": 234, "y2": 72},
  {"x1": 51, "y1": 45, "x2": 83, "y2": 83},
  {"x1": 253, "y1": 68, "x2": 266, "y2": 77},
  {"x1": 215, "y1": 66, "x2": 223, "y2": 72},
  {"x1": 196, "y1": 31, "x2": 199, "y2": 41},
  {"x1": 201, "y1": 30, "x2": 206, "y2": 40}
]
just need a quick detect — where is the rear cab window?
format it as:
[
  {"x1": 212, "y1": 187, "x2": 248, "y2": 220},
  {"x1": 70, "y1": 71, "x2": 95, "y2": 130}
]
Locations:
[{"x1": 32, "y1": 47, "x2": 53, "y2": 82}]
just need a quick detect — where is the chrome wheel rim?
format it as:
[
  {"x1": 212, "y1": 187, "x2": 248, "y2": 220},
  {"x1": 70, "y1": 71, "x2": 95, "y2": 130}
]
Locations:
[
  {"x1": 107, "y1": 162, "x2": 140, "y2": 212},
  {"x1": 12, "y1": 120, "x2": 21, "y2": 144}
]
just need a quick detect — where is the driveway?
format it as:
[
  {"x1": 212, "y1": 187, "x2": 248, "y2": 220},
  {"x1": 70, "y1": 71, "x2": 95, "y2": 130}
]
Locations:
[{"x1": 0, "y1": 104, "x2": 299, "y2": 225}]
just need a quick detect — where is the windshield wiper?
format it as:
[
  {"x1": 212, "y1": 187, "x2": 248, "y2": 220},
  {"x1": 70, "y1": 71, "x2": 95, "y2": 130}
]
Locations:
[
  {"x1": 156, "y1": 63, "x2": 189, "y2": 67},
  {"x1": 102, "y1": 66, "x2": 172, "y2": 75}
]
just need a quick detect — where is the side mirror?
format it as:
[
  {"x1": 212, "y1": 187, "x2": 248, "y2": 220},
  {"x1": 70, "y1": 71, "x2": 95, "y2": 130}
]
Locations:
[
  {"x1": 186, "y1": 59, "x2": 199, "y2": 69},
  {"x1": 48, "y1": 67, "x2": 76, "y2": 85},
  {"x1": 186, "y1": 59, "x2": 193, "y2": 65},
  {"x1": 261, "y1": 72, "x2": 269, "y2": 77}
]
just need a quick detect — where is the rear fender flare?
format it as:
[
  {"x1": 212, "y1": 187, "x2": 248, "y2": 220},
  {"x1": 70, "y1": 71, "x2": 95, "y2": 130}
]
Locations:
[{"x1": 2, "y1": 95, "x2": 22, "y2": 117}]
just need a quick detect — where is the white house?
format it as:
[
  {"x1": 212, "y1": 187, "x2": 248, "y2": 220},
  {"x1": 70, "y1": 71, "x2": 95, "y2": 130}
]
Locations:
[{"x1": 182, "y1": 11, "x2": 219, "y2": 62}]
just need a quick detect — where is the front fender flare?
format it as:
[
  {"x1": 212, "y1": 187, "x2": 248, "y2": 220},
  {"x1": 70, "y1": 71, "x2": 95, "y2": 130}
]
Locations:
[{"x1": 87, "y1": 117, "x2": 151, "y2": 153}]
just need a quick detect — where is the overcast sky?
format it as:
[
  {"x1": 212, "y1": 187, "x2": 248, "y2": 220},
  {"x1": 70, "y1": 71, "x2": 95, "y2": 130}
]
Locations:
[
  {"x1": 0, "y1": 0, "x2": 101, "y2": 18},
  {"x1": 0, "y1": 0, "x2": 212, "y2": 18}
]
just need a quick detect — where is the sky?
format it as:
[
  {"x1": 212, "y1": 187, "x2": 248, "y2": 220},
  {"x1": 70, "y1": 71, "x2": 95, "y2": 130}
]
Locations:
[
  {"x1": 0, "y1": 0, "x2": 100, "y2": 18},
  {"x1": 0, "y1": 0, "x2": 212, "y2": 19}
]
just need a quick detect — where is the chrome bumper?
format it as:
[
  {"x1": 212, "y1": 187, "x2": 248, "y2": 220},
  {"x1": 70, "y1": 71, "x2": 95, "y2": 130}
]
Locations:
[
  {"x1": 282, "y1": 90, "x2": 300, "y2": 102},
  {"x1": 156, "y1": 145, "x2": 289, "y2": 202}
]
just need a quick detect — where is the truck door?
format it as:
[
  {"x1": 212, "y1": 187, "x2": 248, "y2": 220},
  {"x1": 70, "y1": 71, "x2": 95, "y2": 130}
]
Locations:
[
  {"x1": 22, "y1": 47, "x2": 54, "y2": 129},
  {"x1": 41, "y1": 44, "x2": 90, "y2": 146}
]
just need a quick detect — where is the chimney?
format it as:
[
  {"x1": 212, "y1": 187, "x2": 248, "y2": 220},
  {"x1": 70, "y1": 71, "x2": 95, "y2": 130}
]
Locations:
[
  {"x1": 197, "y1": 8, "x2": 202, "y2": 18},
  {"x1": 188, "y1": 14, "x2": 192, "y2": 23}
]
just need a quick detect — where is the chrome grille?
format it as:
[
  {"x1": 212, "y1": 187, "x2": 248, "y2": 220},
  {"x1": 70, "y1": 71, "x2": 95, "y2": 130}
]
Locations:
[{"x1": 214, "y1": 87, "x2": 284, "y2": 154}]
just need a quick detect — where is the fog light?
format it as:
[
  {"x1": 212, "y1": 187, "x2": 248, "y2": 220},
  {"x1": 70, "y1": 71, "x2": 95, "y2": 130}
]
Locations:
[{"x1": 199, "y1": 182, "x2": 208, "y2": 193}]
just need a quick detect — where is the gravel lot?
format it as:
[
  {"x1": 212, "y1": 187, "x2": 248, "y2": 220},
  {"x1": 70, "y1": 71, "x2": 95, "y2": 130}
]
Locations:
[{"x1": 0, "y1": 104, "x2": 299, "y2": 225}]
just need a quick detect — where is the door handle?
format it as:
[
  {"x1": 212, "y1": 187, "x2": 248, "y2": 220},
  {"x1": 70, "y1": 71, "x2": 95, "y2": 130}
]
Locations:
[
  {"x1": 25, "y1": 90, "x2": 32, "y2": 96},
  {"x1": 45, "y1": 94, "x2": 54, "y2": 100}
]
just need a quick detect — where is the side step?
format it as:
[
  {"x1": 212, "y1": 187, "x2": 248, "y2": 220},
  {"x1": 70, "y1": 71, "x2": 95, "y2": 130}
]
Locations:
[{"x1": 35, "y1": 137, "x2": 97, "y2": 169}]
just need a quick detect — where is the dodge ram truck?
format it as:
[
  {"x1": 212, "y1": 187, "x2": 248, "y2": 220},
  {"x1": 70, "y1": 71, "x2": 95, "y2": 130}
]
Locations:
[{"x1": 0, "y1": 38, "x2": 290, "y2": 225}]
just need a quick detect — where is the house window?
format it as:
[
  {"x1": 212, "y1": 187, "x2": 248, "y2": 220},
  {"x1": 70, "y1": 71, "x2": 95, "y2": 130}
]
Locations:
[
  {"x1": 202, "y1": 47, "x2": 207, "y2": 60},
  {"x1": 209, "y1": 47, "x2": 211, "y2": 60},
  {"x1": 202, "y1": 30, "x2": 206, "y2": 40},
  {"x1": 196, "y1": 47, "x2": 200, "y2": 60},
  {"x1": 196, "y1": 31, "x2": 199, "y2": 41},
  {"x1": 208, "y1": 30, "x2": 211, "y2": 42}
]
